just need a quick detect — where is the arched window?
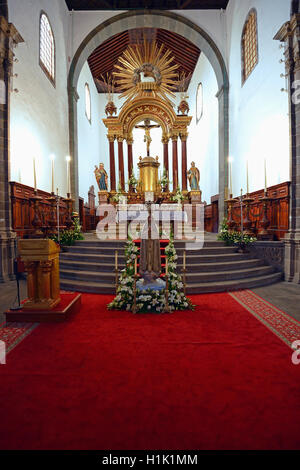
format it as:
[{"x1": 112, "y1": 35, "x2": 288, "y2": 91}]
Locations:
[
  {"x1": 241, "y1": 9, "x2": 258, "y2": 84},
  {"x1": 85, "y1": 83, "x2": 91, "y2": 123},
  {"x1": 39, "y1": 13, "x2": 55, "y2": 83},
  {"x1": 196, "y1": 82, "x2": 203, "y2": 123}
]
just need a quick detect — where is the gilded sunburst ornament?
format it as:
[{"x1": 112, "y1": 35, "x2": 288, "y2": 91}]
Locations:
[{"x1": 113, "y1": 38, "x2": 179, "y2": 107}]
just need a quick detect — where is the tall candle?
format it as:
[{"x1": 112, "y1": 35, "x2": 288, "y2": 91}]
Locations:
[
  {"x1": 229, "y1": 161, "x2": 233, "y2": 197},
  {"x1": 50, "y1": 155, "x2": 55, "y2": 193},
  {"x1": 66, "y1": 156, "x2": 71, "y2": 196},
  {"x1": 33, "y1": 157, "x2": 37, "y2": 191},
  {"x1": 264, "y1": 159, "x2": 267, "y2": 193},
  {"x1": 246, "y1": 160, "x2": 249, "y2": 194}
]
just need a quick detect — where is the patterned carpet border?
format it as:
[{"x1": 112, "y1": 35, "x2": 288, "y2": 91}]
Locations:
[
  {"x1": 0, "y1": 321, "x2": 38, "y2": 355},
  {"x1": 230, "y1": 290, "x2": 300, "y2": 349}
]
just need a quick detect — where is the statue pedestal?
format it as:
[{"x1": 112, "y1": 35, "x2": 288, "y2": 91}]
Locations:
[
  {"x1": 189, "y1": 190, "x2": 202, "y2": 203},
  {"x1": 98, "y1": 191, "x2": 109, "y2": 205},
  {"x1": 18, "y1": 239, "x2": 61, "y2": 310}
]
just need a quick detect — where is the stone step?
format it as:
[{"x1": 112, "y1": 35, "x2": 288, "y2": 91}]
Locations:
[
  {"x1": 59, "y1": 251, "x2": 251, "y2": 264},
  {"x1": 60, "y1": 257, "x2": 265, "y2": 273},
  {"x1": 63, "y1": 245, "x2": 237, "y2": 256},
  {"x1": 60, "y1": 272, "x2": 283, "y2": 295},
  {"x1": 74, "y1": 239, "x2": 223, "y2": 248},
  {"x1": 186, "y1": 272, "x2": 283, "y2": 294},
  {"x1": 185, "y1": 265, "x2": 275, "y2": 282},
  {"x1": 60, "y1": 264, "x2": 274, "y2": 284}
]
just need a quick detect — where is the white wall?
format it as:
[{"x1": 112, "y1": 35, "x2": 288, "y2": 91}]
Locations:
[
  {"x1": 8, "y1": 0, "x2": 70, "y2": 196},
  {"x1": 226, "y1": 0, "x2": 290, "y2": 196},
  {"x1": 187, "y1": 54, "x2": 219, "y2": 203},
  {"x1": 77, "y1": 62, "x2": 107, "y2": 201}
]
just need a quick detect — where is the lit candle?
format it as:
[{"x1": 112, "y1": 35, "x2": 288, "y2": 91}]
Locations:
[
  {"x1": 66, "y1": 156, "x2": 71, "y2": 196},
  {"x1": 264, "y1": 159, "x2": 267, "y2": 193},
  {"x1": 33, "y1": 157, "x2": 37, "y2": 191},
  {"x1": 183, "y1": 250, "x2": 186, "y2": 270},
  {"x1": 50, "y1": 154, "x2": 55, "y2": 194},
  {"x1": 230, "y1": 161, "x2": 233, "y2": 196},
  {"x1": 246, "y1": 160, "x2": 249, "y2": 194},
  {"x1": 115, "y1": 250, "x2": 118, "y2": 270}
]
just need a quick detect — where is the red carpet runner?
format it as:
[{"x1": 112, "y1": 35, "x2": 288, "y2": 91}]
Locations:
[{"x1": 0, "y1": 292, "x2": 300, "y2": 450}]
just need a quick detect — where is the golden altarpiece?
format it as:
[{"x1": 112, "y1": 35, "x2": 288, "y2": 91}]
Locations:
[{"x1": 98, "y1": 38, "x2": 201, "y2": 204}]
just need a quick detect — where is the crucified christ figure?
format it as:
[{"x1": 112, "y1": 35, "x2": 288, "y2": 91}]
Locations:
[{"x1": 135, "y1": 119, "x2": 160, "y2": 156}]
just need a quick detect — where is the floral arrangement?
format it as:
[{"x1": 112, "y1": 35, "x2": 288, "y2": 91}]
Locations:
[
  {"x1": 111, "y1": 182, "x2": 125, "y2": 203},
  {"x1": 159, "y1": 168, "x2": 170, "y2": 192},
  {"x1": 48, "y1": 215, "x2": 84, "y2": 247},
  {"x1": 171, "y1": 186, "x2": 185, "y2": 203},
  {"x1": 218, "y1": 218, "x2": 257, "y2": 250},
  {"x1": 128, "y1": 171, "x2": 138, "y2": 191},
  {"x1": 108, "y1": 237, "x2": 194, "y2": 313}
]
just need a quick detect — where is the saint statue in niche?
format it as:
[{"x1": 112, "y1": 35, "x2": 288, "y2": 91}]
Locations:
[
  {"x1": 94, "y1": 163, "x2": 108, "y2": 191},
  {"x1": 188, "y1": 162, "x2": 200, "y2": 190}
]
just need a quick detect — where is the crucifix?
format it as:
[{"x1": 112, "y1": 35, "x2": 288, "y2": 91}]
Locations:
[{"x1": 135, "y1": 119, "x2": 160, "y2": 156}]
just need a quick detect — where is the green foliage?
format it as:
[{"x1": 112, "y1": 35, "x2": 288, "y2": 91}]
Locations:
[
  {"x1": 48, "y1": 217, "x2": 84, "y2": 247},
  {"x1": 128, "y1": 171, "x2": 138, "y2": 190},
  {"x1": 111, "y1": 182, "x2": 125, "y2": 203},
  {"x1": 159, "y1": 167, "x2": 170, "y2": 191},
  {"x1": 217, "y1": 219, "x2": 236, "y2": 245},
  {"x1": 170, "y1": 186, "x2": 185, "y2": 203},
  {"x1": 218, "y1": 219, "x2": 257, "y2": 247},
  {"x1": 108, "y1": 236, "x2": 194, "y2": 313}
]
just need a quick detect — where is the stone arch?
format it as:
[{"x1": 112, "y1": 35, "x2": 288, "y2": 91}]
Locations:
[{"x1": 68, "y1": 10, "x2": 229, "y2": 220}]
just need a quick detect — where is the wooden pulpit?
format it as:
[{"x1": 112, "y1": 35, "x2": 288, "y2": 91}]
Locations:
[{"x1": 18, "y1": 239, "x2": 61, "y2": 310}]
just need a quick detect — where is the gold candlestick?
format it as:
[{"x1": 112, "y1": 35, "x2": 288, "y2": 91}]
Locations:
[
  {"x1": 115, "y1": 250, "x2": 119, "y2": 293},
  {"x1": 182, "y1": 250, "x2": 187, "y2": 297}
]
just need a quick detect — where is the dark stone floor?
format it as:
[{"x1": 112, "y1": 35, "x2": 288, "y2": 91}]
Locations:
[{"x1": 0, "y1": 280, "x2": 299, "y2": 323}]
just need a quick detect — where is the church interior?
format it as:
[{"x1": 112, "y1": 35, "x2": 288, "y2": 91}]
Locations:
[{"x1": 0, "y1": 0, "x2": 300, "y2": 453}]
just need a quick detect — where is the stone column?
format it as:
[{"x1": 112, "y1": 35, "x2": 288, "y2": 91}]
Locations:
[
  {"x1": 117, "y1": 136, "x2": 125, "y2": 191},
  {"x1": 162, "y1": 136, "x2": 169, "y2": 190},
  {"x1": 275, "y1": 12, "x2": 300, "y2": 283},
  {"x1": 216, "y1": 85, "x2": 229, "y2": 226},
  {"x1": 127, "y1": 137, "x2": 133, "y2": 182},
  {"x1": 171, "y1": 134, "x2": 179, "y2": 191},
  {"x1": 0, "y1": 17, "x2": 23, "y2": 282},
  {"x1": 107, "y1": 135, "x2": 116, "y2": 192},
  {"x1": 68, "y1": 87, "x2": 79, "y2": 210},
  {"x1": 180, "y1": 132, "x2": 188, "y2": 192}
]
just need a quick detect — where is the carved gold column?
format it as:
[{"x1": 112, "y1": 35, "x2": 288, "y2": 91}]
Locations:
[
  {"x1": 162, "y1": 136, "x2": 169, "y2": 191},
  {"x1": 180, "y1": 132, "x2": 188, "y2": 193},
  {"x1": 117, "y1": 136, "x2": 125, "y2": 191},
  {"x1": 107, "y1": 135, "x2": 116, "y2": 192},
  {"x1": 171, "y1": 134, "x2": 179, "y2": 191}
]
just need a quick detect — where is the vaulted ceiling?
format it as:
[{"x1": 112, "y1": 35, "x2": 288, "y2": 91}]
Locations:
[
  {"x1": 65, "y1": 1, "x2": 229, "y2": 10},
  {"x1": 87, "y1": 28, "x2": 201, "y2": 93}
]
